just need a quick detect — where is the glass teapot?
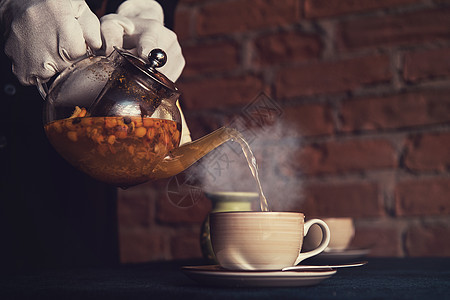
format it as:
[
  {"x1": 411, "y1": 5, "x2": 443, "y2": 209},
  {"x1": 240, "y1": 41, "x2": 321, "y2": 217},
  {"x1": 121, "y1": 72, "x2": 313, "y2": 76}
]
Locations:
[{"x1": 40, "y1": 47, "x2": 235, "y2": 188}]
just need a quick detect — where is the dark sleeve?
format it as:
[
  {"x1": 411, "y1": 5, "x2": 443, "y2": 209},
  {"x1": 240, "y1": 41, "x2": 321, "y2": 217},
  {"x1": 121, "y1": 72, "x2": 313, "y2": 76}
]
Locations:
[{"x1": 0, "y1": 56, "x2": 120, "y2": 271}]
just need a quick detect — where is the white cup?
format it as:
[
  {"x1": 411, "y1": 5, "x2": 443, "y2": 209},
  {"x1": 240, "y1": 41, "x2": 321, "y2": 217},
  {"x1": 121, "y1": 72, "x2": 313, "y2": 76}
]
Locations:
[
  {"x1": 304, "y1": 217, "x2": 355, "y2": 251},
  {"x1": 209, "y1": 212, "x2": 330, "y2": 270}
]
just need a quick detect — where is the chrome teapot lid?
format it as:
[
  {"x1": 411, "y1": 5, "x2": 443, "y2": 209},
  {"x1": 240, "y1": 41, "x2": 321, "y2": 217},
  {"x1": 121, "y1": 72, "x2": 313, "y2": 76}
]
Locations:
[{"x1": 114, "y1": 47, "x2": 178, "y2": 93}]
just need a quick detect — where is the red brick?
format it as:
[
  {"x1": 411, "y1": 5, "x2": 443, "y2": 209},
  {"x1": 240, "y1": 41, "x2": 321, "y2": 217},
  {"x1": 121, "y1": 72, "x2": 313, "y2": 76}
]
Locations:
[
  {"x1": 182, "y1": 42, "x2": 239, "y2": 76},
  {"x1": 403, "y1": 132, "x2": 450, "y2": 172},
  {"x1": 119, "y1": 228, "x2": 167, "y2": 263},
  {"x1": 395, "y1": 178, "x2": 450, "y2": 216},
  {"x1": 405, "y1": 220, "x2": 450, "y2": 256},
  {"x1": 283, "y1": 138, "x2": 397, "y2": 176},
  {"x1": 351, "y1": 221, "x2": 403, "y2": 257},
  {"x1": 320, "y1": 139, "x2": 397, "y2": 173},
  {"x1": 197, "y1": 0, "x2": 300, "y2": 36},
  {"x1": 275, "y1": 55, "x2": 391, "y2": 99},
  {"x1": 183, "y1": 112, "x2": 225, "y2": 140},
  {"x1": 178, "y1": 75, "x2": 264, "y2": 110},
  {"x1": 404, "y1": 47, "x2": 450, "y2": 83},
  {"x1": 304, "y1": 0, "x2": 422, "y2": 18},
  {"x1": 174, "y1": 9, "x2": 191, "y2": 41},
  {"x1": 340, "y1": 90, "x2": 450, "y2": 132},
  {"x1": 337, "y1": 8, "x2": 450, "y2": 50},
  {"x1": 282, "y1": 103, "x2": 334, "y2": 137},
  {"x1": 278, "y1": 145, "x2": 320, "y2": 177},
  {"x1": 253, "y1": 31, "x2": 322, "y2": 66},
  {"x1": 298, "y1": 182, "x2": 384, "y2": 218}
]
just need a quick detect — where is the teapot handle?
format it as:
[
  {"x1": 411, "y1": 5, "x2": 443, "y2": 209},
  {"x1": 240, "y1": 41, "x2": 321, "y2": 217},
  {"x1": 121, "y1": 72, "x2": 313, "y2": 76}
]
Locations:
[{"x1": 36, "y1": 45, "x2": 95, "y2": 101}]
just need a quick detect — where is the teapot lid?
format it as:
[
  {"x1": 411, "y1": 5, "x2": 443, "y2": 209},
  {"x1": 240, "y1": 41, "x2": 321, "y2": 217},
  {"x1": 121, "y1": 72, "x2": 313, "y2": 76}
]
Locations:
[{"x1": 114, "y1": 47, "x2": 178, "y2": 93}]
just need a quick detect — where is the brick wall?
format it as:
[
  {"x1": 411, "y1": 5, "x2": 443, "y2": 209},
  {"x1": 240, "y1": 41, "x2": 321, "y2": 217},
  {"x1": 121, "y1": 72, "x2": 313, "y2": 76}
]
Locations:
[{"x1": 118, "y1": 0, "x2": 450, "y2": 263}]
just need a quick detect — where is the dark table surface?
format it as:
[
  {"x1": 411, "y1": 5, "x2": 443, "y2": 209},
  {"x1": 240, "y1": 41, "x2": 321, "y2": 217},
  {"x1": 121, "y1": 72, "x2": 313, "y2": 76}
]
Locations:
[{"x1": 1, "y1": 257, "x2": 449, "y2": 300}]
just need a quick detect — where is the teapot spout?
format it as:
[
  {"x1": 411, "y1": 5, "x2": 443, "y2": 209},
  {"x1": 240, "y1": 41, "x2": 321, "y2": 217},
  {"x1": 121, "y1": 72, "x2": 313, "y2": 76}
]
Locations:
[{"x1": 151, "y1": 127, "x2": 236, "y2": 179}]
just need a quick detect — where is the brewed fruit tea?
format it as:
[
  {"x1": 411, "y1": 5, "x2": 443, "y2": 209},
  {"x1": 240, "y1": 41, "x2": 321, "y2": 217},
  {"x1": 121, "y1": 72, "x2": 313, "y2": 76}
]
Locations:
[{"x1": 44, "y1": 107, "x2": 181, "y2": 187}]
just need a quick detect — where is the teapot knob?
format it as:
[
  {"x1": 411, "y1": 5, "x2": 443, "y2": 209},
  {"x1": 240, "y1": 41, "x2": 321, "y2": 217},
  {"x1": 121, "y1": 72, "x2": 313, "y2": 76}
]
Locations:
[{"x1": 148, "y1": 49, "x2": 167, "y2": 69}]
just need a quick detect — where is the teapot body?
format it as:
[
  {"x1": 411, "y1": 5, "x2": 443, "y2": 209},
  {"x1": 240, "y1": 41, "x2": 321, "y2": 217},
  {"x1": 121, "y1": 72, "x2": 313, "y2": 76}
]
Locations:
[{"x1": 43, "y1": 48, "x2": 183, "y2": 188}]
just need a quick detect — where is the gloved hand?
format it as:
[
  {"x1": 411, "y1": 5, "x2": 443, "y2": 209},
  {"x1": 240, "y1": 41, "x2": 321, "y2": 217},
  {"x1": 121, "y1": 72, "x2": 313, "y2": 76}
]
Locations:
[
  {"x1": 0, "y1": 0, "x2": 102, "y2": 85},
  {"x1": 101, "y1": 0, "x2": 190, "y2": 143},
  {"x1": 100, "y1": 0, "x2": 185, "y2": 82}
]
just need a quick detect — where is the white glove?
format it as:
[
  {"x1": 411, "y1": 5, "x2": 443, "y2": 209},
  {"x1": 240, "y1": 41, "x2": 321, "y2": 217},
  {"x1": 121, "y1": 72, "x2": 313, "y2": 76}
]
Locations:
[
  {"x1": 100, "y1": 0, "x2": 185, "y2": 82},
  {"x1": 101, "y1": 0, "x2": 190, "y2": 143},
  {"x1": 1, "y1": 0, "x2": 102, "y2": 85}
]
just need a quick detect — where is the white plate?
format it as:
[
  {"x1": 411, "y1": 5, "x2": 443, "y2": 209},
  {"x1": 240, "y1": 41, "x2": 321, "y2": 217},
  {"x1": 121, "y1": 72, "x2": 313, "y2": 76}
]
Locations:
[
  {"x1": 316, "y1": 248, "x2": 370, "y2": 262},
  {"x1": 181, "y1": 265, "x2": 336, "y2": 287}
]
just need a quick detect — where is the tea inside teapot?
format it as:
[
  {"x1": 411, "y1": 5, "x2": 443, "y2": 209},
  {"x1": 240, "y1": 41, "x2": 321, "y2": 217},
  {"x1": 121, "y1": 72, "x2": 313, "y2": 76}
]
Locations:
[
  {"x1": 45, "y1": 113, "x2": 181, "y2": 187},
  {"x1": 42, "y1": 48, "x2": 184, "y2": 187}
]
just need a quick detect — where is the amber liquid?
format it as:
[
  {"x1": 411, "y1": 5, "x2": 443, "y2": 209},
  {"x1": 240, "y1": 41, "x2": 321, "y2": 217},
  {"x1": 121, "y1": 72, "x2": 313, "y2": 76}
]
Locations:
[{"x1": 45, "y1": 116, "x2": 181, "y2": 188}]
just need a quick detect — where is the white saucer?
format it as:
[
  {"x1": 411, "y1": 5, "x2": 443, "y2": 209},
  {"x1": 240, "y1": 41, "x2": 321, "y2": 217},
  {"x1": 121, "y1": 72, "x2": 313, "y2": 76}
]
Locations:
[
  {"x1": 316, "y1": 248, "x2": 370, "y2": 262},
  {"x1": 181, "y1": 265, "x2": 336, "y2": 287}
]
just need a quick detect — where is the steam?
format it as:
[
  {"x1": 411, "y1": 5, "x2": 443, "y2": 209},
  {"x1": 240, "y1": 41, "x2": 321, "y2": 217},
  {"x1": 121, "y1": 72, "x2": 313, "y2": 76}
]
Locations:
[{"x1": 185, "y1": 116, "x2": 304, "y2": 212}]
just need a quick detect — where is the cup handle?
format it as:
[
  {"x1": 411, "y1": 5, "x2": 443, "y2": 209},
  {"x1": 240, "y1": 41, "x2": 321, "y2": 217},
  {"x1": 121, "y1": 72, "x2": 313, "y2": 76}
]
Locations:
[{"x1": 294, "y1": 219, "x2": 330, "y2": 265}]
